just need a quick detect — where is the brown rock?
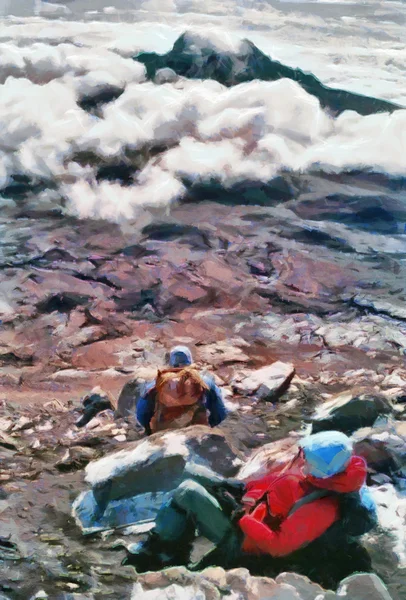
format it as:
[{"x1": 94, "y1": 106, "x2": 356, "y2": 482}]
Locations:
[{"x1": 71, "y1": 339, "x2": 123, "y2": 370}]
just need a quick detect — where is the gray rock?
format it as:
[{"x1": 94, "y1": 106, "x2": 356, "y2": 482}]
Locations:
[
  {"x1": 55, "y1": 446, "x2": 99, "y2": 472},
  {"x1": 226, "y1": 569, "x2": 287, "y2": 600},
  {"x1": 365, "y1": 483, "x2": 406, "y2": 574},
  {"x1": 134, "y1": 568, "x2": 308, "y2": 600},
  {"x1": 72, "y1": 427, "x2": 242, "y2": 533},
  {"x1": 56, "y1": 595, "x2": 95, "y2": 600},
  {"x1": 116, "y1": 379, "x2": 141, "y2": 418},
  {"x1": 275, "y1": 573, "x2": 326, "y2": 599},
  {"x1": 233, "y1": 362, "x2": 295, "y2": 401},
  {"x1": 336, "y1": 573, "x2": 393, "y2": 600},
  {"x1": 133, "y1": 567, "x2": 222, "y2": 600},
  {"x1": 311, "y1": 389, "x2": 393, "y2": 435},
  {"x1": 260, "y1": 584, "x2": 302, "y2": 599},
  {"x1": 352, "y1": 417, "x2": 406, "y2": 479},
  {"x1": 115, "y1": 366, "x2": 158, "y2": 418},
  {"x1": 132, "y1": 583, "x2": 210, "y2": 599},
  {"x1": 196, "y1": 341, "x2": 250, "y2": 367},
  {"x1": 154, "y1": 68, "x2": 179, "y2": 84}
]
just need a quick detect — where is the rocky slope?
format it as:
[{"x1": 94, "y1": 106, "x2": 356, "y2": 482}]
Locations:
[{"x1": 1, "y1": 186, "x2": 406, "y2": 599}]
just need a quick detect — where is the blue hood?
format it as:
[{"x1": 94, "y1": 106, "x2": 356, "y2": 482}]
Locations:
[
  {"x1": 169, "y1": 346, "x2": 193, "y2": 367},
  {"x1": 301, "y1": 431, "x2": 353, "y2": 479}
]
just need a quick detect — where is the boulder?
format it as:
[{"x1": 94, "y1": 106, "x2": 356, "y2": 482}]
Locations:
[
  {"x1": 154, "y1": 67, "x2": 179, "y2": 84},
  {"x1": 311, "y1": 389, "x2": 393, "y2": 435},
  {"x1": 226, "y1": 569, "x2": 282, "y2": 599},
  {"x1": 275, "y1": 573, "x2": 326, "y2": 600},
  {"x1": 116, "y1": 379, "x2": 141, "y2": 418},
  {"x1": 233, "y1": 362, "x2": 295, "y2": 401},
  {"x1": 366, "y1": 483, "x2": 406, "y2": 570},
  {"x1": 131, "y1": 568, "x2": 396, "y2": 600},
  {"x1": 76, "y1": 387, "x2": 116, "y2": 428},
  {"x1": 352, "y1": 418, "x2": 406, "y2": 478},
  {"x1": 132, "y1": 567, "x2": 222, "y2": 600},
  {"x1": 115, "y1": 367, "x2": 158, "y2": 418},
  {"x1": 336, "y1": 573, "x2": 393, "y2": 600},
  {"x1": 354, "y1": 436, "x2": 397, "y2": 476},
  {"x1": 55, "y1": 446, "x2": 99, "y2": 472},
  {"x1": 131, "y1": 583, "x2": 211, "y2": 600},
  {"x1": 72, "y1": 427, "x2": 242, "y2": 533},
  {"x1": 238, "y1": 435, "x2": 301, "y2": 481},
  {"x1": 133, "y1": 567, "x2": 338, "y2": 600},
  {"x1": 196, "y1": 341, "x2": 250, "y2": 367}
]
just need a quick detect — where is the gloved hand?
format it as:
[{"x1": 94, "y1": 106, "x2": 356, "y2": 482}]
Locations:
[
  {"x1": 262, "y1": 512, "x2": 283, "y2": 532},
  {"x1": 209, "y1": 483, "x2": 245, "y2": 518},
  {"x1": 210, "y1": 479, "x2": 246, "y2": 501},
  {"x1": 230, "y1": 506, "x2": 246, "y2": 524}
]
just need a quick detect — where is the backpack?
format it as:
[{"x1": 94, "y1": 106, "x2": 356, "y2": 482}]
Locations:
[
  {"x1": 338, "y1": 488, "x2": 378, "y2": 537},
  {"x1": 288, "y1": 486, "x2": 378, "y2": 538},
  {"x1": 149, "y1": 367, "x2": 210, "y2": 433}
]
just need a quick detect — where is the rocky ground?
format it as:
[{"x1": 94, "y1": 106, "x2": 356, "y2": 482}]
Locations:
[{"x1": 1, "y1": 190, "x2": 406, "y2": 599}]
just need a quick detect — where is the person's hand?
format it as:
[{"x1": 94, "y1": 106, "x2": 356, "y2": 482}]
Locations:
[
  {"x1": 212, "y1": 480, "x2": 245, "y2": 495},
  {"x1": 230, "y1": 506, "x2": 246, "y2": 524}
]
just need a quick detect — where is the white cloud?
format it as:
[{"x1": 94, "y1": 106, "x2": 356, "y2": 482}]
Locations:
[
  {"x1": 0, "y1": 21, "x2": 404, "y2": 222},
  {"x1": 62, "y1": 165, "x2": 185, "y2": 222}
]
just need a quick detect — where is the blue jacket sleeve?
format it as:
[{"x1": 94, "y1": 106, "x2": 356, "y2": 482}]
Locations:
[
  {"x1": 202, "y1": 374, "x2": 227, "y2": 427},
  {"x1": 136, "y1": 382, "x2": 155, "y2": 428}
]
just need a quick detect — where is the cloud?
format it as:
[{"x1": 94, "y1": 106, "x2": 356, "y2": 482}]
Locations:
[
  {"x1": 62, "y1": 166, "x2": 185, "y2": 222},
  {"x1": 0, "y1": 23, "x2": 405, "y2": 223}
]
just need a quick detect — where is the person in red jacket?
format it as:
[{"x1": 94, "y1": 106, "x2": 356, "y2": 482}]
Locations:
[{"x1": 123, "y1": 431, "x2": 377, "y2": 587}]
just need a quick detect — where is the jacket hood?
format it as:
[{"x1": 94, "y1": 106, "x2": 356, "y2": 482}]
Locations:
[
  {"x1": 169, "y1": 346, "x2": 193, "y2": 367},
  {"x1": 300, "y1": 430, "x2": 353, "y2": 478},
  {"x1": 307, "y1": 455, "x2": 367, "y2": 493}
]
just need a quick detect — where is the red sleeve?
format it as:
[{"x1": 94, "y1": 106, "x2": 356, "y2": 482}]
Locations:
[
  {"x1": 239, "y1": 496, "x2": 339, "y2": 557},
  {"x1": 243, "y1": 473, "x2": 279, "y2": 504}
]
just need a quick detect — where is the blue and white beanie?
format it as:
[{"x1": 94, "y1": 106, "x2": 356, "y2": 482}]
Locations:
[
  {"x1": 300, "y1": 430, "x2": 353, "y2": 479},
  {"x1": 169, "y1": 346, "x2": 193, "y2": 368}
]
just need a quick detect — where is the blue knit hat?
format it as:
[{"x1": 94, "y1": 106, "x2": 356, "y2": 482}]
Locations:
[
  {"x1": 300, "y1": 431, "x2": 353, "y2": 479},
  {"x1": 169, "y1": 346, "x2": 193, "y2": 367}
]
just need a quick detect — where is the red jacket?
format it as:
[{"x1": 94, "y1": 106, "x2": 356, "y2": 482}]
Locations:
[{"x1": 238, "y1": 455, "x2": 367, "y2": 557}]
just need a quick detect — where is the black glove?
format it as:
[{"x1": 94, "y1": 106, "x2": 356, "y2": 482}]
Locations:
[
  {"x1": 230, "y1": 506, "x2": 246, "y2": 524},
  {"x1": 210, "y1": 479, "x2": 246, "y2": 501},
  {"x1": 216, "y1": 489, "x2": 240, "y2": 516},
  {"x1": 209, "y1": 480, "x2": 246, "y2": 517},
  {"x1": 76, "y1": 396, "x2": 113, "y2": 428}
]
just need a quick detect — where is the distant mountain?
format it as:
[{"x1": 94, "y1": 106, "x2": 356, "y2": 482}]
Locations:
[{"x1": 134, "y1": 32, "x2": 401, "y2": 116}]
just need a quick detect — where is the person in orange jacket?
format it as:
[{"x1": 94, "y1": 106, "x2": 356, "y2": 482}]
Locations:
[{"x1": 123, "y1": 431, "x2": 377, "y2": 587}]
